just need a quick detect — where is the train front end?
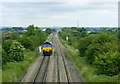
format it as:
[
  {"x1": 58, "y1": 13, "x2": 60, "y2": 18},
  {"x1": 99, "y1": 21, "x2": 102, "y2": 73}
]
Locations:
[{"x1": 41, "y1": 41, "x2": 52, "y2": 56}]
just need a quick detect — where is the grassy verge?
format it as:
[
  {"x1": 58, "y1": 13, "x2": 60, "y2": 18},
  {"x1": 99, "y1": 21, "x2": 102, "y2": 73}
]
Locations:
[
  {"x1": 59, "y1": 36, "x2": 119, "y2": 83},
  {"x1": 2, "y1": 49, "x2": 39, "y2": 82}
]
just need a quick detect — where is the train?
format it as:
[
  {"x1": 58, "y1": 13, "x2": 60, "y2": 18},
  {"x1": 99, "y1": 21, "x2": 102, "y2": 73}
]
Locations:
[{"x1": 41, "y1": 41, "x2": 52, "y2": 56}]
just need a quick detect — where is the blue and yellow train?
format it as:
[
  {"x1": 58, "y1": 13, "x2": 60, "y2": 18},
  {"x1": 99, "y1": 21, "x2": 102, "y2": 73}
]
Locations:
[{"x1": 41, "y1": 41, "x2": 52, "y2": 56}]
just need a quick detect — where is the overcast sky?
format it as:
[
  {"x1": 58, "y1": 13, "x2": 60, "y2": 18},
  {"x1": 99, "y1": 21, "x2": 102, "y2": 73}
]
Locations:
[{"x1": 0, "y1": 0, "x2": 119, "y2": 27}]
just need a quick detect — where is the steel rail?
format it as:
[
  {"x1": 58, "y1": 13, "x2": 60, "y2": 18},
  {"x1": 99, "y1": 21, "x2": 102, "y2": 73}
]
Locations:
[{"x1": 57, "y1": 35, "x2": 70, "y2": 84}]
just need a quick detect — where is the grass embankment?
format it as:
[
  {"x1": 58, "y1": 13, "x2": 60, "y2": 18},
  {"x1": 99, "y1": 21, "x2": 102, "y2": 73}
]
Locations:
[
  {"x1": 59, "y1": 37, "x2": 119, "y2": 83},
  {"x1": 2, "y1": 49, "x2": 39, "y2": 82}
]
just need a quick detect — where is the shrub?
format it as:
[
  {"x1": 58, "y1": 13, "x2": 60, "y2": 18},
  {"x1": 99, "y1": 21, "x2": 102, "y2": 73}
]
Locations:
[
  {"x1": 94, "y1": 51, "x2": 120, "y2": 76},
  {"x1": 2, "y1": 49, "x2": 7, "y2": 65},
  {"x1": 18, "y1": 37, "x2": 34, "y2": 51},
  {"x1": 2, "y1": 39, "x2": 13, "y2": 54},
  {"x1": 78, "y1": 35, "x2": 95, "y2": 57},
  {"x1": 9, "y1": 41, "x2": 25, "y2": 62},
  {"x1": 85, "y1": 43, "x2": 101, "y2": 64}
]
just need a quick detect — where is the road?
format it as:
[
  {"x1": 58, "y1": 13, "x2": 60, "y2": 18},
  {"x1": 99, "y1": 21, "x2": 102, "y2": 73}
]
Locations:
[{"x1": 20, "y1": 33, "x2": 85, "y2": 83}]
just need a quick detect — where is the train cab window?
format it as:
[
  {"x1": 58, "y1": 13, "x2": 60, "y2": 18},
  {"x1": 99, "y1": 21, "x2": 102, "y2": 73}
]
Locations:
[
  {"x1": 42, "y1": 45, "x2": 47, "y2": 47},
  {"x1": 47, "y1": 45, "x2": 52, "y2": 47},
  {"x1": 42, "y1": 44, "x2": 52, "y2": 47}
]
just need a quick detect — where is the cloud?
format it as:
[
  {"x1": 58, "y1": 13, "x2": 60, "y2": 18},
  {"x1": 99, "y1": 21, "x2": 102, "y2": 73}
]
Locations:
[{"x1": 1, "y1": 1, "x2": 118, "y2": 27}]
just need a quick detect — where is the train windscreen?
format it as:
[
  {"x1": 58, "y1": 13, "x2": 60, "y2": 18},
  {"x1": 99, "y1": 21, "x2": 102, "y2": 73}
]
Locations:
[{"x1": 42, "y1": 44, "x2": 52, "y2": 47}]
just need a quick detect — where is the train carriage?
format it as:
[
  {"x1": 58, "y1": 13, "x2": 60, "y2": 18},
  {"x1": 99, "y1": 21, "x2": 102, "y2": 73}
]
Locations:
[{"x1": 41, "y1": 41, "x2": 52, "y2": 56}]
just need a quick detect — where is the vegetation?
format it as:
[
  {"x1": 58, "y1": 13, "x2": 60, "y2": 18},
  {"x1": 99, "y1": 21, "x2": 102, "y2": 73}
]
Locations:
[
  {"x1": 68, "y1": 45, "x2": 119, "y2": 82},
  {"x1": 59, "y1": 27, "x2": 119, "y2": 82},
  {"x1": 2, "y1": 27, "x2": 24, "y2": 32},
  {"x1": 9, "y1": 41, "x2": 25, "y2": 62},
  {"x1": 2, "y1": 50, "x2": 38, "y2": 82},
  {"x1": 45, "y1": 28, "x2": 56, "y2": 35},
  {"x1": 2, "y1": 24, "x2": 54, "y2": 82},
  {"x1": 79, "y1": 32, "x2": 119, "y2": 76},
  {"x1": 59, "y1": 27, "x2": 87, "y2": 48},
  {"x1": 2, "y1": 25, "x2": 47, "y2": 65},
  {"x1": 18, "y1": 37, "x2": 34, "y2": 51}
]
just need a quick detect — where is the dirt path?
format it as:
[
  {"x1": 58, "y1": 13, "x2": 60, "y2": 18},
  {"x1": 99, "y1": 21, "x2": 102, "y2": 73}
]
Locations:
[{"x1": 20, "y1": 33, "x2": 85, "y2": 83}]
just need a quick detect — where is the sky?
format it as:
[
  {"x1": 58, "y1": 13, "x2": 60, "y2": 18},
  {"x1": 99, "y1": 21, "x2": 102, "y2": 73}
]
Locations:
[{"x1": 0, "y1": 0, "x2": 119, "y2": 27}]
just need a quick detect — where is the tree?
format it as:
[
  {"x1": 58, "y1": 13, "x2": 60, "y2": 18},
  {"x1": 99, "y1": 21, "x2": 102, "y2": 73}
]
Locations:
[
  {"x1": 24, "y1": 24, "x2": 35, "y2": 36},
  {"x1": 18, "y1": 37, "x2": 34, "y2": 51},
  {"x1": 78, "y1": 35, "x2": 95, "y2": 57},
  {"x1": 45, "y1": 28, "x2": 52, "y2": 34},
  {"x1": 28, "y1": 35, "x2": 40, "y2": 49},
  {"x1": 85, "y1": 32, "x2": 117, "y2": 64},
  {"x1": 10, "y1": 32, "x2": 20, "y2": 40},
  {"x1": 12, "y1": 27, "x2": 24, "y2": 31},
  {"x1": 85, "y1": 43, "x2": 101, "y2": 64}
]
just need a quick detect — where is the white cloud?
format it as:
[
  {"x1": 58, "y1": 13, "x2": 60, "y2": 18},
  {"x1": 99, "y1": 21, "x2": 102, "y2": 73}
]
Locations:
[
  {"x1": 0, "y1": 2, "x2": 2, "y2": 24},
  {"x1": 1, "y1": 1, "x2": 118, "y2": 27}
]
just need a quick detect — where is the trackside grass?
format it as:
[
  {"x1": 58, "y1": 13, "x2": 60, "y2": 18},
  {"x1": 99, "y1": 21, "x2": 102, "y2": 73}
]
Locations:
[
  {"x1": 59, "y1": 36, "x2": 119, "y2": 83},
  {"x1": 2, "y1": 49, "x2": 39, "y2": 82}
]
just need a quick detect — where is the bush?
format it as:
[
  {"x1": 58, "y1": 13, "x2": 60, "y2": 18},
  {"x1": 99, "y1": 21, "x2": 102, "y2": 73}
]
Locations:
[
  {"x1": 78, "y1": 35, "x2": 95, "y2": 57},
  {"x1": 78, "y1": 31, "x2": 119, "y2": 76},
  {"x1": 9, "y1": 41, "x2": 25, "y2": 62},
  {"x1": 18, "y1": 37, "x2": 34, "y2": 51},
  {"x1": 2, "y1": 39, "x2": 13, "y2": 54},
  {"x1": 2, "y1": 49, "x2": 7, "y2": 65},
  {"x1": 85, "y1": 43, "x2": 101, "y2": 64},
  {"x1": 94, "y1": 51, "x2": 120, "y2": 76}
]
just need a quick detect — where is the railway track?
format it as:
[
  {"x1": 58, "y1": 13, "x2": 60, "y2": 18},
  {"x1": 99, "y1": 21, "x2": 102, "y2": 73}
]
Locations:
[
  {"x1": 32, "y1": 56, "x2": 50, "y2": 83},
  {"x1": 20, "y1": 33, "x2": 85, "y2": 83}
]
